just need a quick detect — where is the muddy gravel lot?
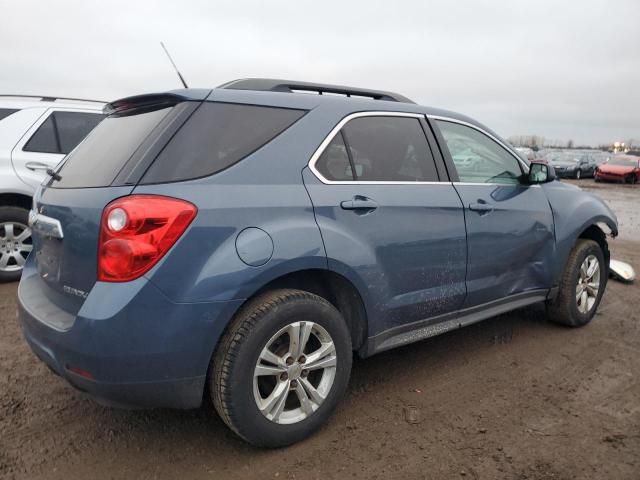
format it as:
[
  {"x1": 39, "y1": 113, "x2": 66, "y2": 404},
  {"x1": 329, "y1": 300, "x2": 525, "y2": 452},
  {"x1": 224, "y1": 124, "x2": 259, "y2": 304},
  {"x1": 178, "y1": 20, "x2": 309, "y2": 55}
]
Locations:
[{"x1": 1, "y1": 180, "x2": 638, "y2": 480}]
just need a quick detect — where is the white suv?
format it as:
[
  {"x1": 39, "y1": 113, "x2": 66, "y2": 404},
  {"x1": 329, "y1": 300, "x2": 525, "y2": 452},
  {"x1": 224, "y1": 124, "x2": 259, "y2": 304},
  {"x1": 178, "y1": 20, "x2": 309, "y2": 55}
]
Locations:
[{"x1": 0, "y1": 95, "x2": 104, "y2": 281}]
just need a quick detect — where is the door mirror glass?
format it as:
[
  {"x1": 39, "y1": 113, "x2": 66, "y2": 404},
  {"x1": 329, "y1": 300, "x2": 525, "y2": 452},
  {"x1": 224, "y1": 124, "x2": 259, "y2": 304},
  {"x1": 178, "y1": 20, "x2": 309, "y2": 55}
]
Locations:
[{"x1": 528, "y1": 161, "x2": 555, "y2": 184}]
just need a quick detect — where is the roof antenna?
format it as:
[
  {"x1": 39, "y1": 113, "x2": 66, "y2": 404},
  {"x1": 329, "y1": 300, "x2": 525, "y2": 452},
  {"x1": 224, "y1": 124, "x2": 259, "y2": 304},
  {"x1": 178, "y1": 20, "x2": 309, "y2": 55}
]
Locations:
[{"x1": 160, "y1": 41, "x2": 189, "y2": 89}]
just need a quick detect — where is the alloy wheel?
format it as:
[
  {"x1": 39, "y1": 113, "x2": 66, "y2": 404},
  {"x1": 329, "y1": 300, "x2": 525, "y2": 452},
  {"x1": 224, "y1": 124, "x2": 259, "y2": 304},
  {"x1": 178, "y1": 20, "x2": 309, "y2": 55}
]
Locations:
[
  {"x1": 0, "y1": 222, "x2": 32, "y2": 272},
  {"x1": 253, "y1": 321, "x2": 337, "y2": 424},
  {"x1": 576, "y1": 254, "x2": 600, "y2": 314}
]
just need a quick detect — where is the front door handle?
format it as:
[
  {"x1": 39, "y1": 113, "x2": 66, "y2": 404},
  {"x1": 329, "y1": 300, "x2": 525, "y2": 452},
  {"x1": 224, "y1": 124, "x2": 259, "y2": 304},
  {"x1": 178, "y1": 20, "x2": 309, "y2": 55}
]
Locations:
[
  {"x1": 25, "y1": 161, "x2": 49, "y2": 171},
  {"x1": 469, "y1": 202, "x2": 494, "y2": 212},
  {"x1": 340, "y1": 197, "x2": 378, "y2": 210}
]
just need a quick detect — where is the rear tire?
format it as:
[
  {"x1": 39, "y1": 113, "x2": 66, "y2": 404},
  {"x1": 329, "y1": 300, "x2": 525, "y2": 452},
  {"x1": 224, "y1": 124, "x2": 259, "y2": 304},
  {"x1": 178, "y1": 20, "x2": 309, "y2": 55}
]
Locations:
[
  {"x1": 0, "y1": 206, "x2": 32, "y2": 283},
  {"x1": 210, "y1": 289, "x2": 352, "y2": 447},
  {"x1": 547, "y1": 239, "x2": 606, "y2": 327}
]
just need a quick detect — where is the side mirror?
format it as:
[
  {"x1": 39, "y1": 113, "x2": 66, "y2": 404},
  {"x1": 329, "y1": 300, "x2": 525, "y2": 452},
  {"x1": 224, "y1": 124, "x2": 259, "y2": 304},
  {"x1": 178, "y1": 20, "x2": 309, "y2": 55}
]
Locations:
[{"x1": 528, "y1": 161, "x2": 556, "y2": 184}]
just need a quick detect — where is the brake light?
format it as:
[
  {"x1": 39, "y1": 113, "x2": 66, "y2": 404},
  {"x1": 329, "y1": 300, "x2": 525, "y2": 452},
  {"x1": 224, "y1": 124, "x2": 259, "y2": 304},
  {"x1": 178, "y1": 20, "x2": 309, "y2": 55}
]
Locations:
[{"x1": 98, "y1": 195, "x2": 197, "y2": 282}]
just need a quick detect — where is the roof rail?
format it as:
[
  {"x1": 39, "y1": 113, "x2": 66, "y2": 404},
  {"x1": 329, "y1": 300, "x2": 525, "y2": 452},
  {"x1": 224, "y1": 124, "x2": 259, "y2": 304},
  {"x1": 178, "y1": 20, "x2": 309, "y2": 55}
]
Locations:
[
  {"x1": 0, "y1": 94, "x2": 106, "y2": 104},
  {"x1": 218, "y1": 78, "x2": 414, "y2": 104}
]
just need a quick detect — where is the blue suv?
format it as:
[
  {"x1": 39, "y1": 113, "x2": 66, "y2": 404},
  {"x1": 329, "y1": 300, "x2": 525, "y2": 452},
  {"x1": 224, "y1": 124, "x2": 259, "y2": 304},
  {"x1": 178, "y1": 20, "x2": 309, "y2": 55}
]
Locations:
[{"x1": 19, "y1": 79, "x2": 618, "y2": 447}]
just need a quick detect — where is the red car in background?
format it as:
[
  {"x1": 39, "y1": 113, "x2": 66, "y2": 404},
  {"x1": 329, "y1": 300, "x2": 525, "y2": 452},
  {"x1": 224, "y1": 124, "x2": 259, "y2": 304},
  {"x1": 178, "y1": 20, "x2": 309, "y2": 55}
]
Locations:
[{"x1": 595, "y1": 155, "x2": 640, "y2": 184}]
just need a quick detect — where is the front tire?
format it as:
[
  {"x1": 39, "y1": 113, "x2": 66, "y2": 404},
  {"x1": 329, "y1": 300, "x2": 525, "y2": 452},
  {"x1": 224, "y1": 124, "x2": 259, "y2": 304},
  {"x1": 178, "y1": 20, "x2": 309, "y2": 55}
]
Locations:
[
  {"x1": 547, "y1": 239, "x2": 606, "y2": 327},
  {"x1": 0, "y1": 206, "x2": 33, "y2": 282},
  {"x1": 210, "y1": 289, "x2": 352, "y2": 447}
]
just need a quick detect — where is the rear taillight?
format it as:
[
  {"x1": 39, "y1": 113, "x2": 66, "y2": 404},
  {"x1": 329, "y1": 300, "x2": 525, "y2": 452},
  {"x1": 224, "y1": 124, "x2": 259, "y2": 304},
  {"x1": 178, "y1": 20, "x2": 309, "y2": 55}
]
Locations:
[{"x1": 98, "y1": 195, "x2": 197, "y2": 282}]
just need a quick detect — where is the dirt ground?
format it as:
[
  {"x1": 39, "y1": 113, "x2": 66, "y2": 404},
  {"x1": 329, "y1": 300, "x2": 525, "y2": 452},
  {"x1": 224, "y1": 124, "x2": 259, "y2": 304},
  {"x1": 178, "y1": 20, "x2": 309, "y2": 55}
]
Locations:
[{"x1": 1, "y1": 180, "x2": 638, "y2": 480}]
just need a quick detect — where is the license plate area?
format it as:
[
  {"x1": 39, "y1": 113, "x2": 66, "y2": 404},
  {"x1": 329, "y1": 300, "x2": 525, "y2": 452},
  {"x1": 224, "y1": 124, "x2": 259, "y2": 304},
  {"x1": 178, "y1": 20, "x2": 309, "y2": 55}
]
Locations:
[{"x1": 36, "y1": 239, "x2": 63, "y2": 283}]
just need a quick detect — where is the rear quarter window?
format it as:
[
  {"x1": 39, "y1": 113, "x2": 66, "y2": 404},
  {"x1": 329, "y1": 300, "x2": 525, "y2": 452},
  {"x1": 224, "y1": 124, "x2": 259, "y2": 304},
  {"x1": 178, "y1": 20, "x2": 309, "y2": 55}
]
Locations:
[
  {"x1": 0, "y1": 108, "x2": 19, "y2": 121},
  {"x1": 23, "y1": 111, "x2": 104, "y2": 155},
  {"x1": 141, "y1": 102, "x2": 305, "y2": 184}
]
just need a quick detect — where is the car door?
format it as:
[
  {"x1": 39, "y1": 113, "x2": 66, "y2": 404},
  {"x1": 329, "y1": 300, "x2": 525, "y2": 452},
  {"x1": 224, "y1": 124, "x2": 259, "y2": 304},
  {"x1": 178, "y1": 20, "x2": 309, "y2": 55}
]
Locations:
[
  {"x1": 303, "y1": 112, "x2": 467, "y2": 338},
  {"x1": 577, "y1": 155, "x2": 589, "y2": 176},
  {"x1": 11, "y1": 109, "x2": 103, "y2": 191},
  {"x1": 586, "y1": 155, "x2": 597, "y2": 176},
  {"x1": 430, "y1": 117, "x2": 555, "y2": 308}
]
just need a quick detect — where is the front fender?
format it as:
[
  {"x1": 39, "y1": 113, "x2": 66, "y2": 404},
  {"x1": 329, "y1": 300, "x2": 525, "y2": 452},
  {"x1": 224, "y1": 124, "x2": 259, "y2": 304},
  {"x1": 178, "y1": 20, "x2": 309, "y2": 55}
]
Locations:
[{"x1": 542, "y1": 181, "x2": 617, "y2": 285}]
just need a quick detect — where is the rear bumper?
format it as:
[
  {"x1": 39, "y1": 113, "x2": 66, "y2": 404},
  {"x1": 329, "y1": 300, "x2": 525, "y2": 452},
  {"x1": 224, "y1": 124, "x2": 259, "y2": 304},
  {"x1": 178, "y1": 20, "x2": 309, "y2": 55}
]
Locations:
[{"x1": 18, "y1": 261, "x2": 243, "y2": 409}]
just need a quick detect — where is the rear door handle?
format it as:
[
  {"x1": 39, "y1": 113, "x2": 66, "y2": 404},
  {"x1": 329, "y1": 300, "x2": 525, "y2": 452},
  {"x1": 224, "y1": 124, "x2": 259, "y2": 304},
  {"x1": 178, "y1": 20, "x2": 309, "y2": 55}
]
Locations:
[
  {"x1": 340, "y1": 198, "x2": 378, "y2": 210},
  {"x1": 25, "y1": 161, "x2": 49, "y2": 171},
  {"x1": 469, "y1": 202, "x2": 494, "y2": 212}
]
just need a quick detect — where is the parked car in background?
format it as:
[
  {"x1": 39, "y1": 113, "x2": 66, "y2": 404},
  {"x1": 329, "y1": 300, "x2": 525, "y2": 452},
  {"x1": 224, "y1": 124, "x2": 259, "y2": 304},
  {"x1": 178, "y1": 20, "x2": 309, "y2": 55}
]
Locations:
[
  {"x1": 548, "y1": 152, "x2": 597, "y2": 179},
  {"x1": 0, "y1": 95, "x2": 104, "y2": 281},
  {"x1": 595, "y1": 154, "x2": 640, "y2": 183},
  {"x1": 591, "y1": 151, "x2": 611, "y2": 166},
  {"x1": 18, "y1": 79, "x2": 617, "y2": 447}
]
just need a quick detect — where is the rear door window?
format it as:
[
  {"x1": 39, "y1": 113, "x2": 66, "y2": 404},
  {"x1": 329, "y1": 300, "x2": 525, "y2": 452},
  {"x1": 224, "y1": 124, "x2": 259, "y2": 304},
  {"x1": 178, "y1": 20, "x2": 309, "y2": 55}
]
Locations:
[
  {"x1": 141, "y1": 102, "x2": 306, "y2": 184},
  {"x1": 23, "y1": 111, "x2": 104, "y2": 155},
  {"x1": 315, "y1": 132, "x2": 355, "y2": 181},
  {"x1": 340, "y1": 116, "x2": 439, "y2": 182}
]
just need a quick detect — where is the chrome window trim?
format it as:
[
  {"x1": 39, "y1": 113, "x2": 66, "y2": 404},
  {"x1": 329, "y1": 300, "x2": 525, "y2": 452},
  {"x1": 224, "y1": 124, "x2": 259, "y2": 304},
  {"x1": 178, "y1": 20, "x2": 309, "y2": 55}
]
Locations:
[
  {"x1": 307, "y1": 111, "x2": 447, "y2": 185},
  {"x1": 452, "y1": 181, "x2": 540, "y2": 188},
  {"x1": 427, "y1": 114, "x2": 530, "y2": 171}
]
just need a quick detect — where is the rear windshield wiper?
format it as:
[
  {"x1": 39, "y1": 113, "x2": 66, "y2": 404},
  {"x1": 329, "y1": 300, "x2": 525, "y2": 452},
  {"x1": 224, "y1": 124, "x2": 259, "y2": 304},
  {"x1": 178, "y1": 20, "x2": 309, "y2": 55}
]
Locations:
[{"x1": 46, "y1": 168, "x2": 62, "y2": 182}]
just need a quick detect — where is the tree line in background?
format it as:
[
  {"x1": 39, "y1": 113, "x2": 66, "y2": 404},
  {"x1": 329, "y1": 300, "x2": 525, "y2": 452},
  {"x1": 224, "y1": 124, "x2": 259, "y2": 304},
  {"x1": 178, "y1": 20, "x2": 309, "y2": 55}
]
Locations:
[{"x1": 507, "y1": 135, "x2": 638, "y2": 152}]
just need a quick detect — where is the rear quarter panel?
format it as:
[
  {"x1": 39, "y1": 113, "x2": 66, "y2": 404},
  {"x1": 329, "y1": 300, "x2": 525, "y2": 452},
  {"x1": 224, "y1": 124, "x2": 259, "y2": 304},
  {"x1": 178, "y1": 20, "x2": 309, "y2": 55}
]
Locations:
[{"x1": 131, "y1": 105, "x2": 333, "y2": 303}]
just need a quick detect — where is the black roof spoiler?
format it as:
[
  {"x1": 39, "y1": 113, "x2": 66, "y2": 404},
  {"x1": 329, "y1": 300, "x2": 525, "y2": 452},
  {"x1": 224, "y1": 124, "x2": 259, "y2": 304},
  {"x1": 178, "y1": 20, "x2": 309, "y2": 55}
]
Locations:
[
  {"x1": 104, "y1": 89, "x2": 212, "y2": 115},
  {"x1": 103, "y1": 93, "x2": 185, "y2": 115},
  {"x1": 218, "y1": 78, "x2": 415, "y2": 104}
]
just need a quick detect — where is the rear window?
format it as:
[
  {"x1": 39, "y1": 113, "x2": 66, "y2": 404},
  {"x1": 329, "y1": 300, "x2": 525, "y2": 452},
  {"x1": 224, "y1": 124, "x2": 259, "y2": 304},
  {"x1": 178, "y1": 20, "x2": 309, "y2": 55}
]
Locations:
[
  {"x1": 0, "y1": 108, "x2": 19, "y2": 121},
  {"x1": 23, "y1": 111, "x2": 104, "y2": 155},
  {"x1": 54, "y1": 107, "x2": 171, "y2": 188},
  {"x1": 140, "y1": 102, "x2": 305, "y2": 184}
]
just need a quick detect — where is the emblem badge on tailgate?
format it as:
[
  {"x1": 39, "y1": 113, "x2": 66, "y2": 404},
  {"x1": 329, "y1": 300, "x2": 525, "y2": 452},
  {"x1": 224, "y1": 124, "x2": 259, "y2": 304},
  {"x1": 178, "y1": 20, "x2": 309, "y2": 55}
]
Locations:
[{"x1": 63, "y1": 285, "x2": 89, "y2": 299}]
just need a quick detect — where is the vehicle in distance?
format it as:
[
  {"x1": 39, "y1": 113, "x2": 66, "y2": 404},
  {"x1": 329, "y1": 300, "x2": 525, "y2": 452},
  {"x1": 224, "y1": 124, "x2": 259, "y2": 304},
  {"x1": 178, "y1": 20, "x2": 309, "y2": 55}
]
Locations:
[
  {"x1": 595, "y1": 154, "x2": 640, "y2": 183},
  {"x1": 0, "y1": 95, "x2": 104, "y2": 281},
  {"x1": 547, "y1": 152, "x2": 598, "y2": 179},
  {"x1": 18, "y1": 79, "x2": 618, "y2": 447}
]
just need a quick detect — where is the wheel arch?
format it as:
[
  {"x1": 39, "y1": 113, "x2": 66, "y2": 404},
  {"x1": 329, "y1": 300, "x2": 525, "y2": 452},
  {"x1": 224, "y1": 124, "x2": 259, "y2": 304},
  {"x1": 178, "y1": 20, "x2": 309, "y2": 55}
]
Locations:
[
  {"x1": 578, "y1": 223, "x2": 611, "y2": 271},
  {"x1": 552, "y1": 221, "x2": 613, "y2": 291},
  {"x1": 237, "y1": 268, "x2": 369, "y2": 355},
  {"x1": 0, "y1": 192, "x2": 32, "y2": 210}
]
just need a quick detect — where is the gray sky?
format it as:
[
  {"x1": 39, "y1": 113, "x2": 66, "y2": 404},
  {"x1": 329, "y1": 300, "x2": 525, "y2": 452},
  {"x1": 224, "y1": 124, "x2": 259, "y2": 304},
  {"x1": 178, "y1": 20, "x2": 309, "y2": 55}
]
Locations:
[{"x1": 2, "y1": 0, "x2": 639, "y2": 146}]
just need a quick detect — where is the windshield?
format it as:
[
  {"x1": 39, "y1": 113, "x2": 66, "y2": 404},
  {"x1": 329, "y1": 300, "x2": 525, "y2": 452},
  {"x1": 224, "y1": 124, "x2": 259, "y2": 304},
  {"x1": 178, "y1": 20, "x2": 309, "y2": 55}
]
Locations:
[
  {"x1": 549, "y1": 153, "x2": 578, "y2": 164},
  {"x1": 608, "y1": 156, "x2": 638, "y2": 167}
]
